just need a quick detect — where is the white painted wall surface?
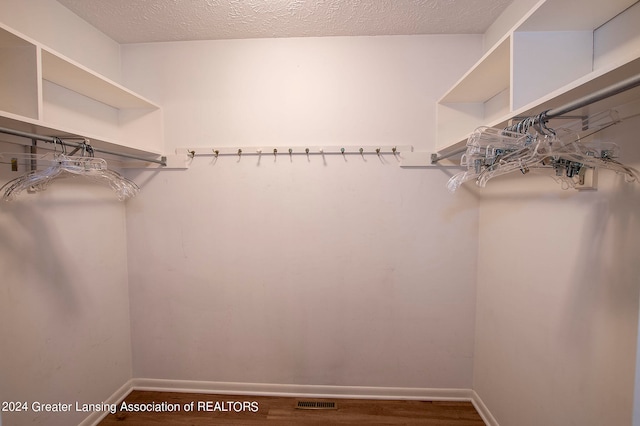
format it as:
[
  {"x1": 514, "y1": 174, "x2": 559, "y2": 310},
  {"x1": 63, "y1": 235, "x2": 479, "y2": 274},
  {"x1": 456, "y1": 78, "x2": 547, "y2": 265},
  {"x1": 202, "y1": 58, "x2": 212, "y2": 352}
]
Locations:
[
  {"x1": 0, "y1": 2, "x2": 131, "y2": 425},
  {"x1": 0, "y1": 143, "x2": 133, "y2": 426},
  {"x1": 482, "y1": 0, "x2": 539, "y2": 51},
  {"x1": 473, "y1": 114, "x2": 640, "y2": 426},
  {"x1": 122, "y1": 35, "x2": 482, "y2": 153},
  {"x1": 121, "y1": 35, "x2": 483, "y2": 388}
]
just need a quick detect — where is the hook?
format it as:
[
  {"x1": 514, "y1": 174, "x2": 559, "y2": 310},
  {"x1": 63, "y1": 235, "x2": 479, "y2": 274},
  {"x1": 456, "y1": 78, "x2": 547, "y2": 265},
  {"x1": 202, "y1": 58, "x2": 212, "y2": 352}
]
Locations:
[
  {"x1": 84, "y1": 141, "x2": 94, "y2": 157},
  {"x1": 538, "y1": 111, "x2": 555, "y2": 136},
  {"x1": 238, "y1": 148, "x2": 242, "y2": 157},
  {"x1": 52, "y1": 137, "x2": 66, "y2": 155},
  {"x1": 187, "y1": 149, "x2": 195, "y2": 158},
  {"x1": 213, "y1": 149, "x2": 219, "y2": 157},
  {"x1": 376, "y1": 148, "x2": 381, "y2": 156},
  {"x1": 359, "y1": 148, "x2": 364, "y2": 155},
  {"x1": 392, "y1": 147, "x2": 397, "y2": 155},
  {"x1": 273, "y1": 148, "x2": 278, "y2": 157},
  {"x1": 341, "y1": 148, "x2": 345, "y2": 156}
]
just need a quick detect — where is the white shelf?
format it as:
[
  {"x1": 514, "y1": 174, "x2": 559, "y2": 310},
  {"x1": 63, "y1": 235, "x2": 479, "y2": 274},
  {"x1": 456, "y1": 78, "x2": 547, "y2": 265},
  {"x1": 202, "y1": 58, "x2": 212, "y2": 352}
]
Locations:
[
  {"x1": 439, "y1": 37, "x2": 510, "y2": 104},
  {"x1": 0, "y1": 22, "x2": 164, "y2": 159},
  {"x1": 41, "y1": 49, "x2": 159, "y2": 109},
  {"x1": 0, "y1": 26, "x2": 38, "y2": 120},
  {"x1": 516, "y1": 0, "x2": 637, "y2": 31},
  {"x1": 0, "y1": 110, "x2": 163, "y2": 158},
  {"x1": 435, "y1": 0, "x2": 640, "y2": 153}
]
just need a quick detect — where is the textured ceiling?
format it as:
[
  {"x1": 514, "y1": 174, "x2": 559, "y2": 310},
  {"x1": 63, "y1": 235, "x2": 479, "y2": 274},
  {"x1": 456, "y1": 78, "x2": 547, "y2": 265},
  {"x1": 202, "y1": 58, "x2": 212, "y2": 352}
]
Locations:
[{"x1": 56, "y1": 0, "x2": 514, "y2": 44}]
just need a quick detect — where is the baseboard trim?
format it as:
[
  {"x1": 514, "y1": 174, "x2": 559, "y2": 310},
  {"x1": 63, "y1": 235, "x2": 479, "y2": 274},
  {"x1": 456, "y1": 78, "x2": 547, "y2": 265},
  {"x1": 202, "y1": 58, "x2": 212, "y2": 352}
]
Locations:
[
  {"x1": 131, "y1": 378, "x2": 475, "y2": 402},
  {"x1": 79, "y1": 379, "x2": 134, "y2": 426},
  {"x1": 471, "y1": 390, "x2": 499, "y2": 426},
  {"x1": 81, "y1": 379, "x2": 498, "y2": 426}
]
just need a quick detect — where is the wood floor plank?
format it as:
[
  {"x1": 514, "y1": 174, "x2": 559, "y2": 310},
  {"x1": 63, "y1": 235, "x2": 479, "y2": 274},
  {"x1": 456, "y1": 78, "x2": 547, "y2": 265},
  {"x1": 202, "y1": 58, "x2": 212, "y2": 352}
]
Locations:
[{"x1": 98, "y1": 391, "x2": 485, "y2": 425}]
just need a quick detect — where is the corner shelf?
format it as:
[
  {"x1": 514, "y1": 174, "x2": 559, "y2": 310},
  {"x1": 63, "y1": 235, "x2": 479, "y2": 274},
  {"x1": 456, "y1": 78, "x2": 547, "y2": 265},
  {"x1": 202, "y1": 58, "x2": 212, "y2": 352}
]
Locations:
[
  {"x1": 435, "y1": 0, "x2": 640, "y2": 154},
  {"x1": 0, "y1": 22, "x2": 164, "y2": 159}
]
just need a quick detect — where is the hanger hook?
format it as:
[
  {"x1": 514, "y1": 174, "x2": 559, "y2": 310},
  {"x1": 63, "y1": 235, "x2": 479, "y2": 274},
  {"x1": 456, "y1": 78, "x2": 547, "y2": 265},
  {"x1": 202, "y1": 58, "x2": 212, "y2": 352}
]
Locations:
[
  {"x1": 539, "y1": 111, "x2": 555, "y2": 136},
  {"x1": 84, "y1": 140, "x2": 94, "y2": 157}
]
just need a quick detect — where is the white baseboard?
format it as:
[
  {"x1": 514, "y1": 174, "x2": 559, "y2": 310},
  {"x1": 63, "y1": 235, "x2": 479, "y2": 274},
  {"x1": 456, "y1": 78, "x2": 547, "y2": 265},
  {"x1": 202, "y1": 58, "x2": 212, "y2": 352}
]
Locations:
[
  {"x1": 471, "y1": 390, "x2": 499, "y2": 426},
  {"x1": 79, "y1": 379, "x2": 498, "y2": 426},
  {"x1": 131, "y1": 378, "x2": 474, "y2": 401},
  {"x1": 78, "y1": 379, "x2": 134, "y2": 426}
]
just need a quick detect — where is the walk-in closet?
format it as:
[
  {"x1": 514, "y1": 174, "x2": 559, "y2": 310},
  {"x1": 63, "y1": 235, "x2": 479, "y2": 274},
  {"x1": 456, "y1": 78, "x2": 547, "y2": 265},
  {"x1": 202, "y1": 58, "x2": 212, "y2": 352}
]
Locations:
[{"x1": 1, "y1": 0, "x2": 639, "y2": 425}]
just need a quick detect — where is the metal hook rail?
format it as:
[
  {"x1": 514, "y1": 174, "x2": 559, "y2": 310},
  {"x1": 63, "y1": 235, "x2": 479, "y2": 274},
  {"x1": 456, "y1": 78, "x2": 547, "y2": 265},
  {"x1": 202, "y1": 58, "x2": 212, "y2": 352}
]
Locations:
[
  {"x1": 0, "y1": 126, "x2": 167, "y2": 166},
  {"x1": 178, "y1": 145, "x2": 411, "y2": 158},
  {"x1": 431, "y1": 72, "x2": 640, "y2": 164}
]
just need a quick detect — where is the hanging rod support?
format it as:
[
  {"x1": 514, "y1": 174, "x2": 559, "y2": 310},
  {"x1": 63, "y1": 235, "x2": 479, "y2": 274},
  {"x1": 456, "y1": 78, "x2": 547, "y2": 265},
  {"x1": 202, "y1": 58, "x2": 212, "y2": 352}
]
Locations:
[
  {"x1": 431, "y1": 146, "x2": 467, "y2": 164},
  {"x1": 0, "y1": 126, "x2": 166, "y2": 166}
]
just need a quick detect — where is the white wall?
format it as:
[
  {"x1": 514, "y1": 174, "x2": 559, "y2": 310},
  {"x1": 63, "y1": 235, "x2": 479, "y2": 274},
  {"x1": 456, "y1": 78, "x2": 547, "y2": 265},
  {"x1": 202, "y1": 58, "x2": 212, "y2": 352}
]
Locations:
[
  {"x1": 121, "y1": 35, "x2": 484, "y2": 389},
  {"x1": 473, "y1": 113, "x2": 640, "y2": 426},
  {"x1": 0, "y1": 2, "x2": 132, "y2": 425},
  {"x1": 483, "y1": 0, "x2": 540, "y2": 51},
  {"x1": 0, "y1": 144, "x2": 133, "y2": 426},
  {"x1": 122, "y1": 35, "x2": 481, "y2": 153}
]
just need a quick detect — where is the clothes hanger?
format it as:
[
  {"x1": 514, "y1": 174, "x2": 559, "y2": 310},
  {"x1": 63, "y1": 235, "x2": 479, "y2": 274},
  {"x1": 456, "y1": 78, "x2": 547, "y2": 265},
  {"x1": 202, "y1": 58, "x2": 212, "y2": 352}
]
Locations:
[
  {"x1": 447, "y1": 109, "x2": 637, "y2": 191},
  {"x1": 0, "y1": 140, "x2": 140, "y2": 201},
  {"x1": 446, "y1": 126, "x2": 530, "y2": 191}
]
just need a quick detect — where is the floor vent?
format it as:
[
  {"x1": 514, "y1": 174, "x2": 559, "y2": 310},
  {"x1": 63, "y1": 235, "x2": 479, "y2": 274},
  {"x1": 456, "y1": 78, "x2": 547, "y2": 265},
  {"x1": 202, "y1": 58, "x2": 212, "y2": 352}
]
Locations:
[{"x1": 296, "y1": 401, "x2": 337, "y2": 410}]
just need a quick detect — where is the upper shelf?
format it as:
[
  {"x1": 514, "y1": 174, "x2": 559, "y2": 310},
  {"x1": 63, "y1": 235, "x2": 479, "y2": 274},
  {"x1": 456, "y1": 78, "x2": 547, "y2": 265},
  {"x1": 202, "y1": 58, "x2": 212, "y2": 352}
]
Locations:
[
  {"x1": 0, "y1": 22, "x2": 164, "y2": 157},
  {"x1": 0, "y1": 24, "x2": 33, "y2": 47},
  {"x1": 516, "y1": 0, "x2": 637, "y2": 31},
  {"x1": 435, "y1": 0, "x2": 640, "y2": 152},
  {"x1": 439, "y1": 37, "x2": 510, "y2": 104},
  {"x1": 41, "y1": 49, "x2": 159, "y2": 110}
]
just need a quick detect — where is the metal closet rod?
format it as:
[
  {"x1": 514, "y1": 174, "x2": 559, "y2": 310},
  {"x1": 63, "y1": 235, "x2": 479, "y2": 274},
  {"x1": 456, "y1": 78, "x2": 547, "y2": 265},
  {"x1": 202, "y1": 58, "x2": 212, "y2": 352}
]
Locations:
[
  {"x1": 0, "y1": 126, "x2": 167, "y2": 166},
  {"x1": 431, "y1": 72, "x2": 640, "y2": 163}
]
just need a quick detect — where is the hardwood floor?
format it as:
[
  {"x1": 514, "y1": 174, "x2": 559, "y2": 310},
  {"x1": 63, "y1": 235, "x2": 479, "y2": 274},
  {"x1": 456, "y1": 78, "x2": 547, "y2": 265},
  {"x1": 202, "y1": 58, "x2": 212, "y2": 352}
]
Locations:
[{"x1": 98, "y1": 391, "x2": 485, "y2": 425}]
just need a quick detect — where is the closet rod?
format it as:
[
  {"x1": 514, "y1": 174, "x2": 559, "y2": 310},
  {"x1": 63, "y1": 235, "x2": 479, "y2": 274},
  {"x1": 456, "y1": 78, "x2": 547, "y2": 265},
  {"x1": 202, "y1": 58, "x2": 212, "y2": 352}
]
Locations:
[
  {"x1": 431, "y1": 72, "x2": 640, "y2": 164},
  {"x1": 0, "y1": 126, "x2": 167, "y2": 166},
  {"x1": 546, "y1": 73, "x2": 640, "y2": 118}
]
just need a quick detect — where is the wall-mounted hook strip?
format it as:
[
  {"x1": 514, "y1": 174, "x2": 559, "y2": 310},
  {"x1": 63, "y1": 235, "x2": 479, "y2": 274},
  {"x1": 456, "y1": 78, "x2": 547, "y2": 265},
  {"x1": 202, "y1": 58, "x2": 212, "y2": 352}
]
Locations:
[{"x1": 177, "y1": 145, "x2": 413, "y2": 157}]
